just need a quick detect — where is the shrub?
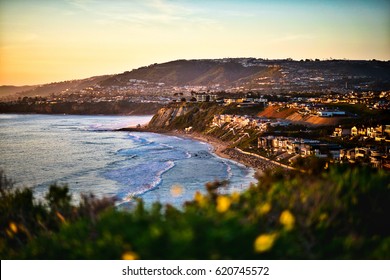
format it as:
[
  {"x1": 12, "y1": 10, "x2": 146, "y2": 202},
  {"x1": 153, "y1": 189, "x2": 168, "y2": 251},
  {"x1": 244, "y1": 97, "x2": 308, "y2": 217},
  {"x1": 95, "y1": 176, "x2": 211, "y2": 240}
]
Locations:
[{"x1": 1, "y1": 167, "x2": 389, "y2": 259}]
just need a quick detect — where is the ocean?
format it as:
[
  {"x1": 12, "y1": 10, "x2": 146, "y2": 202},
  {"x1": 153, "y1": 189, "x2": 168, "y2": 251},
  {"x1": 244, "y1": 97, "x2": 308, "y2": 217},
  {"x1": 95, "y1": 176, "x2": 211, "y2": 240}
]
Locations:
[{"x1": 0, "y1": 114, "x2": 255, "y2": 208}]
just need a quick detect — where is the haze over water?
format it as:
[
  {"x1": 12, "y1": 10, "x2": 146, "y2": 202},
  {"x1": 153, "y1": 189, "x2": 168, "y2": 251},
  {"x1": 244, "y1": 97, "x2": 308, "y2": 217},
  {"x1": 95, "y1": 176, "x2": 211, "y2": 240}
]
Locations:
[{"x1": 0, "y1": 114, "x2": 255, "y2": 208}]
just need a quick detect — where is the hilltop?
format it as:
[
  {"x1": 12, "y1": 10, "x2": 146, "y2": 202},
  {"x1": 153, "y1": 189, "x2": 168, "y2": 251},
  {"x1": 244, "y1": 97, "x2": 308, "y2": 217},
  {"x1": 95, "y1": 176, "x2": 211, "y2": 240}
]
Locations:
[{"x1": 2, "y1": 58, "x2": 390, "y2": 101}]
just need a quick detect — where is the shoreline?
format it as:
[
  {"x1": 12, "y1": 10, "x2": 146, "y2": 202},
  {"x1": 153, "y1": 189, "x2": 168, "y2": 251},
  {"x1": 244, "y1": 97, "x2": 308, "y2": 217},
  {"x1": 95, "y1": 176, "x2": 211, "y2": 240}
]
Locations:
[
  {"x1": 119, "y1": 127, "x2": 283, "y2": 174},
  {"x1": 169, "y1": 131, "x2": 283, "y2": 173}
]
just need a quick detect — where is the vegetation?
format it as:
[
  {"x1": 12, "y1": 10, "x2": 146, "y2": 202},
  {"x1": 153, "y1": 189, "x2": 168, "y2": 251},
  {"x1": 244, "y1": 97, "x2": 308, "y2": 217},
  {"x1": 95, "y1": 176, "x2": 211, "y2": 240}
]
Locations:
[{"x1": 1, "y1": 166, "x2": 389, "y2": 260}]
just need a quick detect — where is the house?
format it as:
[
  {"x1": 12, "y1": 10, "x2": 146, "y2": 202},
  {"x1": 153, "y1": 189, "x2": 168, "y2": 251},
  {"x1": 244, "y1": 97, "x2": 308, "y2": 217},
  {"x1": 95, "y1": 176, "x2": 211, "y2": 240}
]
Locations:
[
  {"x1": 351, "y1": 126, "x2": 358, "y2": 136},
  {"x1": 367, "y1": 126, "x2": 382, "y2": 138},
  {"x1": 333, "y1": 126, "x2": 350, "y2": 137},
  {"x1": 358, "y1": 127, "x2": 367, "y2": 136},
  {"x1": 258, "y1": 136, "x2": 274, "y2": 149},
  {"x1": 355, "y1": 147, "x2": 370, "y2": 159}
]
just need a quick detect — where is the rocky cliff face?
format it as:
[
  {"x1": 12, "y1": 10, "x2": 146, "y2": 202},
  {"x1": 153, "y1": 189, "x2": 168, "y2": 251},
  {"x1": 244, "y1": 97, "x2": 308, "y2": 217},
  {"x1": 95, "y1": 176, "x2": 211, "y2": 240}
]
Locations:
[
  {"x1": 147, "y1": 105, "x2": 192, "y2": 128},
  {"x1": 147, "y1": 103, "x2": 225, "y2": 131}
]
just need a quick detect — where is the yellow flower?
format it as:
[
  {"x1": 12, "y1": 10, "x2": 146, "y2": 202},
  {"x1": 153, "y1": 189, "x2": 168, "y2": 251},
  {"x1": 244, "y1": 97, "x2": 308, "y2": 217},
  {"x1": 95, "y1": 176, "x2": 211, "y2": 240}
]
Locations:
[
  {"x1": 122, "y1": 251, "x2": 139, "y2": 260},
  {"x1": 170, "y1": 184, "x2": 184, "y2": 197},
  {"x1": 319, "y1": 213, "x2": 328, "y2": 222},
  {"x1": 194, "y1": 191, "x2": 207, "y2": 207},
  {"x1": 9, "y1": 222, "x2": 18, "y2": 233},
  {"x1": 231, "y1": 192, "x2": 240, "y2": 203},
  {"x1": 216, "y1": 196, "x2": 231, "y2": 213},
  {"x1": 279, "y1": 210, "x2": 295, "y2": 231},
  {"x1": 254, "y1": 233, "x2": 277, "y2": 253},
  {"x1": 257, "y1": 203, "x2": 271, "y2": 215}
]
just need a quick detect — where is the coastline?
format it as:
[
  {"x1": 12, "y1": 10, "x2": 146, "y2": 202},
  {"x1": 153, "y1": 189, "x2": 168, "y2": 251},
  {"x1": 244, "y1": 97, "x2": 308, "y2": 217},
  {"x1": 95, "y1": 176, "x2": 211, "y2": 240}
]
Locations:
[
  {"x1": 167, "y1": 130, "x2": 283, "y2": 173},
  {"x1": 119, "y1": 127, "x2": 283, "y2": 174}
]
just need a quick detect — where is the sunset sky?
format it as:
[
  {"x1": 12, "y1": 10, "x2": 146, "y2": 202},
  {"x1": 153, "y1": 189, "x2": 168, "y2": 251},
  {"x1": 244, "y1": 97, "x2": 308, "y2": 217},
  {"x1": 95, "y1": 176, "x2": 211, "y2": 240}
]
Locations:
[{"x1": 1, "y1": 0, "x2": 389, "y2": 85}]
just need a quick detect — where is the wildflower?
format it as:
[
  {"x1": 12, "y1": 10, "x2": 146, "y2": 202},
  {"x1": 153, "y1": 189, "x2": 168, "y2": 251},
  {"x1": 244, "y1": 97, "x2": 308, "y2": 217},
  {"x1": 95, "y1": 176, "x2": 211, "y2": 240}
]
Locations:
[
  {"x1": 319, "y1": 213, "x2": 328, "y2": 222},
  {"x1": 257, "y1": 203, "x2": 271, "y2": 215},
  {"x1": 231, "y1": 192, "x2": 240, "y2": 203},
  {"x1": 170, "y1": 184, "x2": 184, "y2": 197},
  {"x1": 194, "y1": 191, "x2": 207, "y2": 207},
  {"x1": 122, "y1": 251, "x2": 139, "y2": 260},
  {"x1": 216, "y1": 196, "x2": 231, "y2": 213},
  {"x1": 9, "y1": 222, "x2": 18, "y2": 233},
  {"x1": 254, "y1": 233, "x2": 277, "y2": 253},
  {"x1": 279, "y1": 210, "x2": 295, "y2": 231}
]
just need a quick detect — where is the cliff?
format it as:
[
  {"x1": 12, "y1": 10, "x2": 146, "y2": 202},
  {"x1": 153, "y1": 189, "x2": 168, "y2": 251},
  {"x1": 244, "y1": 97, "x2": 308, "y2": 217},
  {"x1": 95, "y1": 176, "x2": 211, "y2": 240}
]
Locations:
[
  {"x1": 147, "y1": 103, "x2": 224, "y2": 131},
  {"x1": 148, "y1": 105, "x2": 192, "y2": 128}
]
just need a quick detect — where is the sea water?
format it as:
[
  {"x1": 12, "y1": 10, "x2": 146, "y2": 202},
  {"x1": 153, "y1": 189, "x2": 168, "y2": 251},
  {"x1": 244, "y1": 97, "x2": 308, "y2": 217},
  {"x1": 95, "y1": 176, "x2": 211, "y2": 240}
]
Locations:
[{"x1": 0, "y1": 114, "x2": 255, "y2": 208}]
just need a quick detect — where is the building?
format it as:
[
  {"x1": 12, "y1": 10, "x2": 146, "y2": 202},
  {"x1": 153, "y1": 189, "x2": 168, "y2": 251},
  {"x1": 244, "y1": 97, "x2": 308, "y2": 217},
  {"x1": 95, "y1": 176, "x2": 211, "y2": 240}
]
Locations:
[
  {"x1": 195, "y1": 94, "x2": 218, "y2": 102},
  {"x1": 333, "y1": 126, "x2": 350, "y2": 137}
]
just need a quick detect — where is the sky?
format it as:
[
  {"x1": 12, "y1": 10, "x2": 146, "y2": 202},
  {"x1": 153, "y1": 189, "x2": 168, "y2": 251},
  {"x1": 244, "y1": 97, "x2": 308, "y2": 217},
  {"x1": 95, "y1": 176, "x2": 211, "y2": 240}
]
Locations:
[{"x1": 1, "y1": 0, "x2": 389, "y2": 85}]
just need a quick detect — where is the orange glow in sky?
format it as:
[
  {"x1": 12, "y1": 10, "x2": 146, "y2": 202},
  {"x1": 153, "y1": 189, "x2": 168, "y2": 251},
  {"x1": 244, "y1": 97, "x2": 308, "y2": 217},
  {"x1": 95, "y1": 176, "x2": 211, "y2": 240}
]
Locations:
[{"x1": 1, "y1": 0, "x2": 389, "y2": 85}]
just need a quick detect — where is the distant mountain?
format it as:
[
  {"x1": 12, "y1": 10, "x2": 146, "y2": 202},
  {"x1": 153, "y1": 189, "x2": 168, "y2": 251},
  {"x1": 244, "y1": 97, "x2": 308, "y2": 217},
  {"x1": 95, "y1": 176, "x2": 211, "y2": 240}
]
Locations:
[
  {"x1": 100, "y1": 58, "x2": 390, "y2": 90},
  {"x1": 0, "y1": 85, "x2": 36, "y2": 97},
  {"x1": 100, "y1": 59, "x2": 272, "y2": 87},
  {"x1": 2, "y1": 58, "x2": 390, "y2": 99},
  {"x1": 2, "y1": 75, "x2": 112, "y2": 98}
]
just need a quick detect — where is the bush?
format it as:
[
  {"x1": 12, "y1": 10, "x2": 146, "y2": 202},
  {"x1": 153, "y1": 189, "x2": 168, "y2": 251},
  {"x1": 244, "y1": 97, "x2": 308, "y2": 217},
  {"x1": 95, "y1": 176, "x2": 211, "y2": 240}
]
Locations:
[
  {"x1": 0, "y1": 170, "x2": 114, "y2": 259},
  {"x1": 1, "y1": 167, "x2": 389, "y2": 259}
]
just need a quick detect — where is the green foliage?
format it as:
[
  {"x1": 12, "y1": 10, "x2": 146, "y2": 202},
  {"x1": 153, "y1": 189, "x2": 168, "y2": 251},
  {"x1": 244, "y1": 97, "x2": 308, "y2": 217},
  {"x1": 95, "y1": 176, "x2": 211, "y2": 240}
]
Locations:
[
  {"x1": 1, "y1": 167, "x2": 389, "y2": 259},
  {"x1": 0, "y1": 170, "x2": 114, "y2": 259}
]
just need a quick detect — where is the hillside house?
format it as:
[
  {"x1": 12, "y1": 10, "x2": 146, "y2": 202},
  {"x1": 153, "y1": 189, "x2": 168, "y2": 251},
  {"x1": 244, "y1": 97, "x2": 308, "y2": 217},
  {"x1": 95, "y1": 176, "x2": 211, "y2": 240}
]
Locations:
[
  {"x1": 333, "y1": 126, "x2": 350, "y2": 137},
  {"x1": 195, "y1": 94, "x2": 218, "y2": 102}
]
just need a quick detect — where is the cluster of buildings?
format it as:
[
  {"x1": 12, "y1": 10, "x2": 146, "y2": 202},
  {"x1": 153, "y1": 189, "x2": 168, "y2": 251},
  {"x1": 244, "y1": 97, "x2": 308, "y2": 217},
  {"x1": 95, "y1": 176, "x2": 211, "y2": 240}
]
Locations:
[
  {"x1": 257, "y1": 136, "x2": 341, "y2": 163},
  {"x1": 211, "y1": 114, "x2": 289, "y2": 132},
  {"x1": 257, "y1": 135, "x2": 390, "y2": 169},
  {"x1": 194, "y1": 94, "x2": 268, "y2": 107},
  {"x1": 210, "y1": 113, "x2": 390, "y2": 169},
  {"x1": 340, "y1": 148, "x2": 388, "y2": 169},
  {"x1": 333, "y1": 125, "x2": 390, "y2": 142},
  {"x1": 267, "y1": 90, "x2": 390, "y2": 112}
]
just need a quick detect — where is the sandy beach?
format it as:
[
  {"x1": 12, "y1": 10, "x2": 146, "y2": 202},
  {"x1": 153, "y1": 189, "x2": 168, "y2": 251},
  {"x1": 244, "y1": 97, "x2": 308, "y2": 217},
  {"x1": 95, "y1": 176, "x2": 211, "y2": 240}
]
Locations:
[{"x1": 163, "y1": 130, "x2": 282, "y2": 173}]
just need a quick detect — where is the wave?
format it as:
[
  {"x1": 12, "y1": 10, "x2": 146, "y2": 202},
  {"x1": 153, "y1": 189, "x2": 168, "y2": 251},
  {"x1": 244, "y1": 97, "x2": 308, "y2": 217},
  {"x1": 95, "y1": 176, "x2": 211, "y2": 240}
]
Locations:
[
  {"x1": 117, "y1": 142, "x2": 189, "y2": 162},
  {"x1": 126, "y1": 133, "x2": 155, "y2": 145},
  {"x1": 224, "y1": 162, "x2": 233, "y2": 180},
  {"x1": 112, "y1": 160, "x2": 175, "y2": 206}
]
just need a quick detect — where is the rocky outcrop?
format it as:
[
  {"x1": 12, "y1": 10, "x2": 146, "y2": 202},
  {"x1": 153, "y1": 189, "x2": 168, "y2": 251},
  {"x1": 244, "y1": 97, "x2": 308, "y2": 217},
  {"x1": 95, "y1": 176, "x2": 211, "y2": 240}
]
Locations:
[{"x1": 147, "y1": 105, "x2": 192, "y2": 128}]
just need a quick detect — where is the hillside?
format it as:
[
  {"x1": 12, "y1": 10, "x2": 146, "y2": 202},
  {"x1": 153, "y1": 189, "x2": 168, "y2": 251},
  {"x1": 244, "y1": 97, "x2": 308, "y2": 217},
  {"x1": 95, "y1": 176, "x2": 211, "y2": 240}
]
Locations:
[
  {"x1": 101, "y1": 59, "x2": 390, "y2": 89},
  {"x1": 100, "y1": 59, "x2": 270, "y2": 87},
  {"x1": 14, "y1": 75, "x2": 112, "y2": 97},
  {"x1": 0, "y1": 75, "x2": 112, "y2": 99},
  {"x1": 258, "y1": 105, "x2": 345, "y2": 126},
  {"x1": 2, "y1": 58, "x2": 390, "y2": 100},
  {"x1": 0, "y1": 85, "x2": 36, "y2": 97}
]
